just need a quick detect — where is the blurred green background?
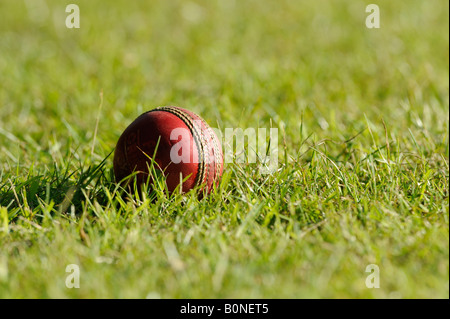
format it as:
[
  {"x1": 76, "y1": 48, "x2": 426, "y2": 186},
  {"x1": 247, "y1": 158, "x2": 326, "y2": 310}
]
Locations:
[{"x1": 1, "y1": 0, "x2": 448, "y2": 164}]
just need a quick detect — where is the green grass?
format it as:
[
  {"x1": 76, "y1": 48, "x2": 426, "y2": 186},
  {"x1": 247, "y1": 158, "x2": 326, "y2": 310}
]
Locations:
[{"x1": 0, "y1": 0, "x2": 448, "y2": 298}]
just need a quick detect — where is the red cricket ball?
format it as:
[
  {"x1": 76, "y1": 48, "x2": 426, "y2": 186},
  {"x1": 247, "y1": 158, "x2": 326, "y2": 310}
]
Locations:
[{"x1": 113, "y1": 106, "x2": 223, "y2": 196}]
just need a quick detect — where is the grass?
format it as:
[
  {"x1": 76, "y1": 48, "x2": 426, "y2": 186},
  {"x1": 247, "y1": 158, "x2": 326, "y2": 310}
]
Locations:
[{"x1": 0, "y1": 0, "x2": 448, "y2": 298}]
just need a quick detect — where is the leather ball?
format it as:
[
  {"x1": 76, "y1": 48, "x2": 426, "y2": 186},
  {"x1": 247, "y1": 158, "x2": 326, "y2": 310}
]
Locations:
[{"x1": 113, "y1": 106, "x2": 223, "y2": 196}]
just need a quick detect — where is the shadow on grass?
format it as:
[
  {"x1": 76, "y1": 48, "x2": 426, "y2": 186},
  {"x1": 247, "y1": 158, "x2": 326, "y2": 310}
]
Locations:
[{"x1": 0, "y1": 152, "x2": 115, "y2": 222}]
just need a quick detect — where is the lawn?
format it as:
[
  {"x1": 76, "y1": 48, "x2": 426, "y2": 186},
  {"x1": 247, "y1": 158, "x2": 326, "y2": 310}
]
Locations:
[{"x1": 0, "y1": 0, "x2": 448, "y2": 298}]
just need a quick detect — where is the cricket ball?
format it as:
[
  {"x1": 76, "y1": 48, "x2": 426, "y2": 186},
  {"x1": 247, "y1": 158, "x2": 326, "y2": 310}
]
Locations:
[{"x1": 113, "y1": 106, "x2": 223, "y2": 196}]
